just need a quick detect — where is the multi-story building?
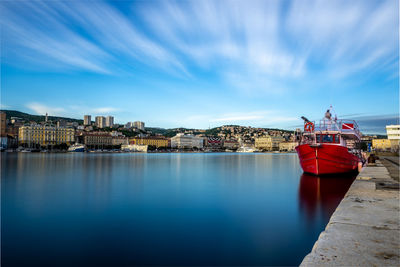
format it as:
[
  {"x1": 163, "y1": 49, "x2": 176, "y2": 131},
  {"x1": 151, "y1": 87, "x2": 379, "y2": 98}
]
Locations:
[
  {"x1": 57, "y1": 120, "x2": 66, "y2": 128},
  {"x1": 19, "y1": 125, "x2": 75, "y2": 147},
  {"x1": 129, "y1": 137, "x2": 170, "y2": 148},
  {"x1": 125, "y1": 122, "x2": 134, "y2": 129},
  {"x1": 223, "y1": 140, "x2": 240, "y2": 149},
  {"x1": 0, "y1": 112, "x2": 6, "y2": 136},
  {"x1": 206, "y1": 137, "x2": 223, "y2": 148},
  {"x1": 95, "y1": 116, "x2": 106, "y2": 128},
  {"x1": 79, "y1": 132, "x2": 112, "y2": 147},
  {"x1": 106, "y1": 116, "x2": 114, "y2": 128},
  {"x1": 6, "y1": 125, "x2": 19, "y2": 138},
  {"x1": 112, "y1": 136, "x2": 128, "y2": 146},
  {"x1": 171, "y1": 133, "x2": 203, "y2": 149},
  {"x1": 279, "y1": 142, "x2": 297, "y2": 152},
  {"x1": 121, "y1": 144, "x2": 148, "y2": 152},
  {"x1": 111, "y1": 131, "x2": 124, "y2": 137},
  {"x1": 84, "y1": 115, "x2": 91, "y2": 126},
  {"x1": 255, "y1": 135, "x2": 285, "y2": 151},
  {"x1": 134, "y1": 121, "x2": 145, "y2": 131},
  {"x1": 386, "y1": 125, "x2": 400, "y2": 140},
  {"x1": 372, "y1": 139, "x2": 393, "y2": 151}
]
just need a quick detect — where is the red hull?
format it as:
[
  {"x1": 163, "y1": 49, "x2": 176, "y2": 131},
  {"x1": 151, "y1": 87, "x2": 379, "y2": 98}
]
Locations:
[{"x1": 295, "y1": 144, "x2": 360, "y2": 175}]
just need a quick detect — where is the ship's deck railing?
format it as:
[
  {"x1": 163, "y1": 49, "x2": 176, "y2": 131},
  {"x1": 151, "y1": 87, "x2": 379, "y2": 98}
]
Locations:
[
  {"x1": 314, "y1": 119, "x2": 361, "y2": 139},
  {"x1": 297, "y1": 119, "x2": 361, "y2": 145}
]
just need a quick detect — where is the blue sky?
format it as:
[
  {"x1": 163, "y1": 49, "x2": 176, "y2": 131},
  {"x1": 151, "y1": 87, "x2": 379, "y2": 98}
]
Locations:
[{"x1": 1, "y1": 0, "x2": 398, "y2": 133}]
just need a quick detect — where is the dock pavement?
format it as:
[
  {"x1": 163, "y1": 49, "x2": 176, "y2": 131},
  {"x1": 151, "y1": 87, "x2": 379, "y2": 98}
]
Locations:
[{"x1": 300, "y1": 160, "x2": 399, "y2": 266}]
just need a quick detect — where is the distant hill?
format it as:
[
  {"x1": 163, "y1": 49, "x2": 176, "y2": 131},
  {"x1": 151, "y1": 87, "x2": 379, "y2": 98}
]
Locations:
[
  {"x1": 1, "y1": 110, "x2": 294, "y2": 134},
  {"x1": 1, "y1": 110, "x2": 83, "y2": 124}
]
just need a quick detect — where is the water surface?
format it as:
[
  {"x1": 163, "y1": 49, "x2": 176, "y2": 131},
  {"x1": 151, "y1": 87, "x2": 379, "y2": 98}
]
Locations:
[{"x1": 2, "y1": 153, "x2": 356, "y2": 266}]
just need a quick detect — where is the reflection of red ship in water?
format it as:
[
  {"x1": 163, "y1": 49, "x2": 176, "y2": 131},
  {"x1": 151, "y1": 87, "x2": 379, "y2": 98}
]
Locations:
[
  {"x1": 298, "y1": 173, "x2": 356, "y2": 222},
  {"x1": 295, "y1": 107, "x2": 363, "y2": 175}
]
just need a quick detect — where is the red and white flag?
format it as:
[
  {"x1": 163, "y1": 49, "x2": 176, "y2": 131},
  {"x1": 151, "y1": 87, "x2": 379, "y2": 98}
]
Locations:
[{"x1": 342, "y1": 123, "x2": 354, "y2": 130}]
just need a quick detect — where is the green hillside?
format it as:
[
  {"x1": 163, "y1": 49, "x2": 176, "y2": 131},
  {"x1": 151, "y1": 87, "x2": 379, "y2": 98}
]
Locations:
[{"x1": 1, "y1": 110, "x2": 83, "y2": 124}]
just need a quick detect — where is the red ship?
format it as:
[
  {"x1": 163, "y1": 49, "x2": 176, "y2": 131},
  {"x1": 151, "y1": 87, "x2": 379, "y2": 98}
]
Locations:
[{"x1": 295, "y1": 107, "x2": 363, "y2": 175}]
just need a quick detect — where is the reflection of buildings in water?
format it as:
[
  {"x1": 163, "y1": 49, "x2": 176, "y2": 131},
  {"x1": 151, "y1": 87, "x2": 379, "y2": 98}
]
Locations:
[{"x1": 298, "y1": 173, "x2": 356, "y2": 223}]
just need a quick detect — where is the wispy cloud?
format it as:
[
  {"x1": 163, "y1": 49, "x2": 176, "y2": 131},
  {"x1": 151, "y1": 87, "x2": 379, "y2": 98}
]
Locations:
[
  {"x1": 138, "y1": 0, "x2": 398, "y2": 94},
  {"x1": 286, "y1": 0, "x2": 398, "y2": 78},
  {"x1": 91, "y1": 107, "x2": 119, "y2": 114},
  {"x1": 0, "y1": 104, "x2": 11, "y2": 109},
  {"x1": 1, "y1": 2, "x2": 111, "y2": 73},
  {"x1": 26, "y1": 102, "x2": 65, "y2": 116},
  {"x1": 0, "y1": 0, "x2": 187, "y2": 75},
  {"x1": 349, "y1": 114, "x2": 399, "y2": 134},
  {"x1": 1, "y1": 0, "x2": 397, "y2": 85},
  {"x1": 25, "y1": 102, "x2": 121, "y2": 118},
  {"x1": 210, "y1": 115, "x2": 264, "y2": 123},
  {"x1": 1, "y1": 0, "x2": 398, "y2": 129},
  {"x1": 181, "y1": 110, "x2": 298, "y2": 128}
]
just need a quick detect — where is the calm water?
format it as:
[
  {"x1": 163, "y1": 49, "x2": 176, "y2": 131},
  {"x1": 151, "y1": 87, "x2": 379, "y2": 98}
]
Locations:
[{"x1": 2, "y1": 153, "x2": 356, "y2": 266}]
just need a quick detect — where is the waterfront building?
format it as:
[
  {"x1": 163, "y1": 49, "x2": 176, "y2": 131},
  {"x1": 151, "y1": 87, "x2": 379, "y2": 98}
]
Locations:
[
  {"x1": 223, "y1": 140, "x2": 240, "y2": 149},
  {"x1": 18, "y1": 125, "x2": 75, "y2": 147},
  {"x1": 84, "y1": 115, "x2": 91, "y2": 126},
  {"x1": 134, "y1": 121, "x2": 145, "y2": 131},
  {"x1": 79, "y1": 132, "x2": 112, "y2": 147},
  {"x1": 121, "y1": 144, "x2": 148, "y2": 152},
  {"x1": 106, "y1": 116, "x2": 114, "y2": 128},
  {"x1": 386, "y1": 125, "x2": 400, "y2": 152},
  {"x1": 171, "y1": 133, "x2": 203, "y2": 149},
  {"x1": 1, "y1": 136, "x2": 7, "y2": 148},
  {"x1": 0, "y1": 112, "x2": 6, "y2": 136},
  {"x1": 279, "y1": 142, "x2": 297, "y2": 152},
  {"x1": 361, "y1": 135, "x2": 374, "y2": 142},
  {"x1": 95, "y1": 116, "x2": 106, "y2": 128},
  {"x1": 1, "y1": 135, "x2": 18, "y2": 149},
  {"x1": 6, "y1": 125, "x2": 19, "y2": 138},
  {"x1": 372, "y1": 139, "x2": 393, "y2": 151},
  {"x1": 112, "y1": 136, "x2": 129, "y2": 146},
  {"x1": 0, "y1": 114, "x2": 19, "y2": 148},
  {"x1": 386, "y1": 125, "x2": 400, "y2": 140},
  {"x1": 255, "y1": 135, "x2": 285, "y2": 151},
  {"x1": 206, "y1": 137, "x2": 223, "y2": 148},
  {"x1": 129, "y1": 137, "x2": 170, "y2": 148}
]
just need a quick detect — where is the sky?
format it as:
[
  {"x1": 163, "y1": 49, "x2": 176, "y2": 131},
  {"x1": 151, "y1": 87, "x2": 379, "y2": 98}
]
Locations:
[{"x1": 0, "y1": 0, "x2": 399, "y2": 134}]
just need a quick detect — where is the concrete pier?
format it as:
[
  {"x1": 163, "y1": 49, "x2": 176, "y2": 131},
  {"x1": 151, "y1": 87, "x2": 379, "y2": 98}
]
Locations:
[{"x1": 301, "y1": 161, "x2": 400, "y2": 266}]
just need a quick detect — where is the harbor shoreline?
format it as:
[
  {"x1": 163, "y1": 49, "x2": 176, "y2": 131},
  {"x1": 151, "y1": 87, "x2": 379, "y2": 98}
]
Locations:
[{"x1": 300, "y1": 160, "x2": 399, "y2": 266}]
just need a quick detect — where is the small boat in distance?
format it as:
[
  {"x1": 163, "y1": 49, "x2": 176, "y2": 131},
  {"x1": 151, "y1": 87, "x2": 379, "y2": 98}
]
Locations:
[
  {"x1": 295, "y1": 107, "x2": 363, "y2": 175},
  {"x1": 68, "y1": 144, "x2": 85, "y2": 152}
]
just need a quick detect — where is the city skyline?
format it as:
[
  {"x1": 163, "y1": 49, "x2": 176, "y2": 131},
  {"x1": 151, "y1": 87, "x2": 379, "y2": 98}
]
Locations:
[{"x1": 1, "y1": 0, "x2": 398, "y2": 134}]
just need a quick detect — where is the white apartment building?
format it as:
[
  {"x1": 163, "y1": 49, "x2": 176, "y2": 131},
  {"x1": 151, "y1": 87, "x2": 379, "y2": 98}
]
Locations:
[
  {"x1": 95, "y1": 116, "x2": 106, "y2": 128},
  {"x1": 84, "y1": 115, "x2": 91, "y2": 126},
  {"x1": 125, "y1": 122, "x2": 134, "y2": 129},
  {"x1": 171, "y1": 133, "x2": 203, "y2": 149},
  {"x1": 134, "y1": 121, "x2": 145, "y2": 131},
  {"x1": 386, "y1": 125, "x2": 400, "y2": 140},
  {"x1": 106, "y1": 116, "x2": 114, "y2": 127}
]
